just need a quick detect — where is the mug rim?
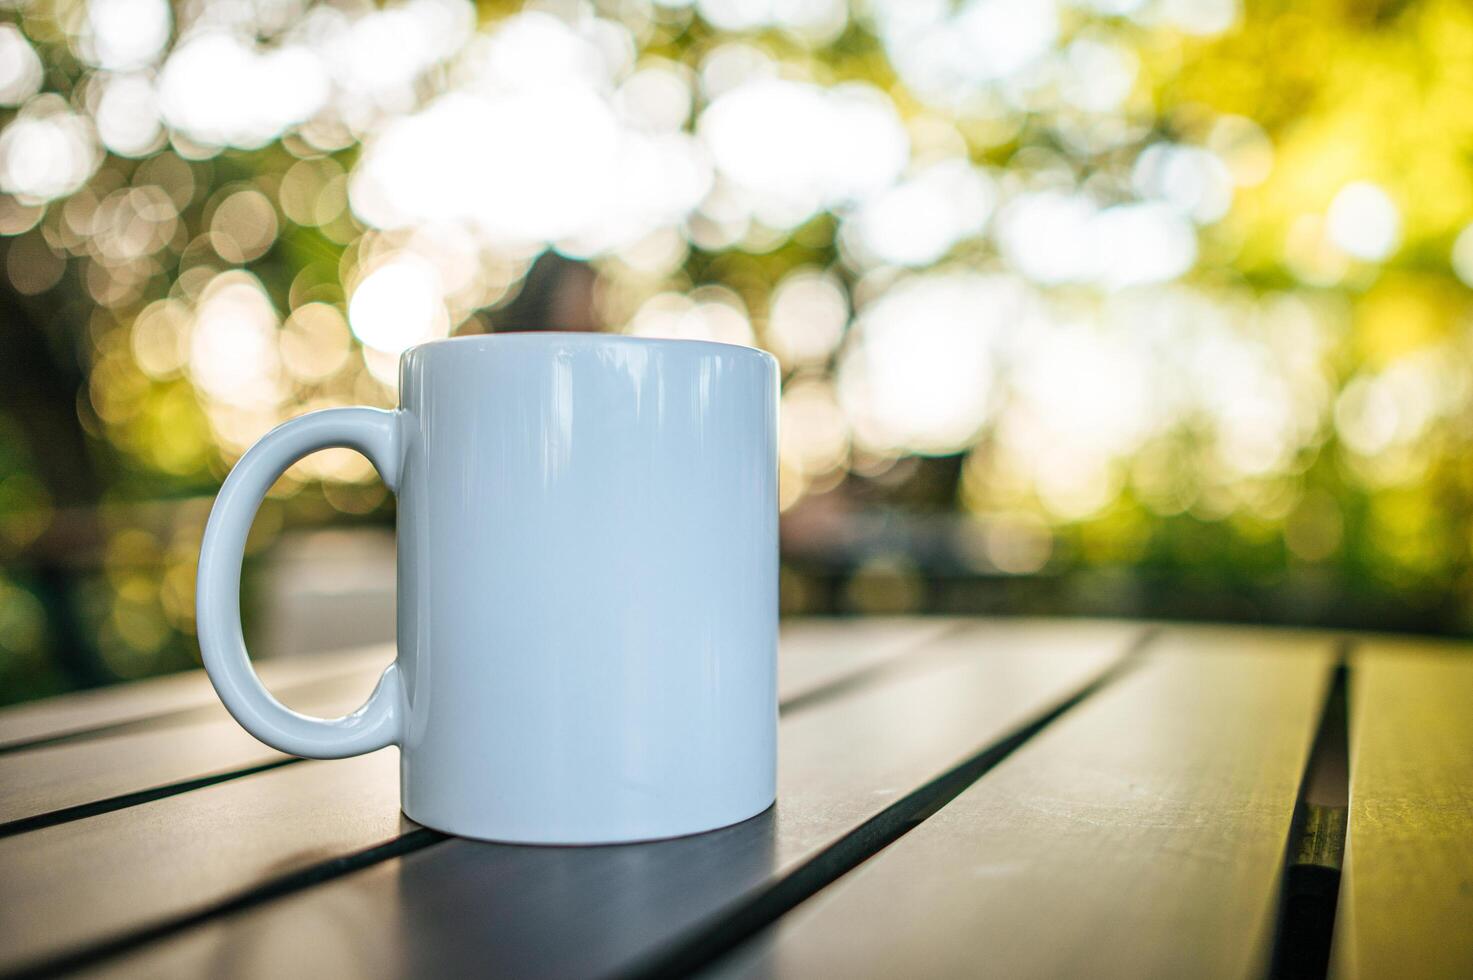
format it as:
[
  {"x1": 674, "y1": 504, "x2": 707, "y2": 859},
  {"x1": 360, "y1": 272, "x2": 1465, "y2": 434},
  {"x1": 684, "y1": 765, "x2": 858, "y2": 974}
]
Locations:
[{"x1": 404, "y1": 330, "x2": 776, "y2": 365}]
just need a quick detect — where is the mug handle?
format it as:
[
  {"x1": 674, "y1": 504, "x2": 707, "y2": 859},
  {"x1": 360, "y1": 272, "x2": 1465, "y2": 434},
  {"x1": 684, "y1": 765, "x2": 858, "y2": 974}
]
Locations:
[{"x1": 196, "y1": 407, "x2": 404, "y2": 759}]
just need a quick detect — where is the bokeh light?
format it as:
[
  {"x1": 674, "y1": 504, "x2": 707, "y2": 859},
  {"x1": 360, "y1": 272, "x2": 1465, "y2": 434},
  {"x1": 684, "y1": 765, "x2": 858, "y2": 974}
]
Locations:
[
  {"x1": 6, "y1": 0, "x2": 1473, "y2": 696},
  {"x1": 700, "y1": 77, "x2": 908, "y2": 228},
  {"x1": 78, "y1": 0, "x2": 172, "y2": 72},
  {"x1": 839, "y1": 273, "x2": 1013, "y2": 455},
  {"x1": 1326, "y1": 182, "x2": 1401, "y2": 263},
  {"x1": 349, "y1": 254, "x2": 450, "y2": 355},
  {"x1": 0, "y1": 24, "x2": 43, "y2": 106},
  {"x1": 0, "y1": 96, "x2": 101, "y2": 201}
]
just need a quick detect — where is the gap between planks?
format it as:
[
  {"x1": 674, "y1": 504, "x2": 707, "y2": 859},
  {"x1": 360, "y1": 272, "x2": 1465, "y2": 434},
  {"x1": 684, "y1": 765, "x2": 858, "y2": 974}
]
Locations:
[
  {"x1": 617, "y1": 634, "x2": 1152, "y2": 980},
  {"x1": 699, "y1": 627, "x2": 1343, "y2": 980},
  {"x1": 0, "y1": 760, "x2": 298, "y2": 839},
  {"x1": 0, "y1": 651, "x2": 394, "y2": 755},
  {"x1": 5, "y1": 621, "x2": 1148, "y2": 980},
  {"x1": 1269, "y1": 644, "x2": 1351, "y2": 980},
  {"x1": 0, "y1": 620, "x2": 967, "y2": 841},
  {"x1": 5, "y1": 831, "x2": 447, "y2": 980}
]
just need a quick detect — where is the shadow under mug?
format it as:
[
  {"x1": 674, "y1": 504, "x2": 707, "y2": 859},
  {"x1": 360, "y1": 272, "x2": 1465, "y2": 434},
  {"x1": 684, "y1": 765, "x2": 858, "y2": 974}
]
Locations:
[{"x1": 196, "y1": 332, "x2": 780, "y2": 844}]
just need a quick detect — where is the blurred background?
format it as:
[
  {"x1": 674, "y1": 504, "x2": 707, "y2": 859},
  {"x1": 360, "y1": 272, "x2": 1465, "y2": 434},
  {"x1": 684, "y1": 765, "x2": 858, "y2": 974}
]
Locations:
[{"x1": 2, "y1": 0, "x2": 1471, "y2": 704}]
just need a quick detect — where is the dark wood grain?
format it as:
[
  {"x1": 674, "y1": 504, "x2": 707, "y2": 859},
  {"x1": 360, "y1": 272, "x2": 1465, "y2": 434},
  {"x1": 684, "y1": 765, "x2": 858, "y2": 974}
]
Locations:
[
  {"x1": 1331, "y1": 638, "x2": 1473, "y2": 978},
  {"x1": 0, "y1": 646, "x2": 393, "y2": 752},
  {"x1": 51, "y1": 620, "x2": 1139, "y2": 979},
  {"x1": 712, "y1": 628, "x2": 1337, "y2": 980}
]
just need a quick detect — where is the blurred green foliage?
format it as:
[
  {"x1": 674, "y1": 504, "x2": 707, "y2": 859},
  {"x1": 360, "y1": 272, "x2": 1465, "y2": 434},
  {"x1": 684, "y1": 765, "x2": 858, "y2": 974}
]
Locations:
[{"x1": 4, "y1": 0, "x2": 1473, "y2": 703}]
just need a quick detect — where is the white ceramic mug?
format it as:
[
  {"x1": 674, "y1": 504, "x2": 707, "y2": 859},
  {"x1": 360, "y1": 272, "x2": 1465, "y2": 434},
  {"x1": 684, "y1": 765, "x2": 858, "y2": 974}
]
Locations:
[{"x1": 196, "y1": 333, "x2": 779, "y2": 844}]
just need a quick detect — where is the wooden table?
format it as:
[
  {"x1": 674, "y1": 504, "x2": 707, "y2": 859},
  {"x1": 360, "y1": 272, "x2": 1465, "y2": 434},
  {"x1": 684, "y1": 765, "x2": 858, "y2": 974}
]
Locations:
[{"x1": 0, "y1": 618, "x2": 1468, "y2": 979}]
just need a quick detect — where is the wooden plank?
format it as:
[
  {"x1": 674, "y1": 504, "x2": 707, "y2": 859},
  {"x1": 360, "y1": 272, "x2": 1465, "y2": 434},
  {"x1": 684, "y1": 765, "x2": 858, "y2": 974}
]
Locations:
[
  {"x1": 0, "y1": 672, "x2": 381, "y2": 828},
  {"x1": 0, "y1": 616, "x2": 973, "y2": 970},
  {"x1": 714, "y1": 627, "x2": 1336, "y2": 980},
  {"x1": 0, "y1": 646, "x2": 394, "y2": 751},
  {"x1": 775, "y1": 616, "x2": 959, "y2": 702},
  {"x1": 2, "y1": 619, "x2": 1140, "y2": 977},
  {"x1": 0, "y1": 619, "x2": 951, "y2": 829},
  {"x1": 0, "y1": 618, "x2": 942, "y2": 754},
  {"x1": 1331, "y1": 639, "x2": 1473, "y2": 979},
  {"x1": 0, "y1": 751, "x2": 407, "y2": 976}
]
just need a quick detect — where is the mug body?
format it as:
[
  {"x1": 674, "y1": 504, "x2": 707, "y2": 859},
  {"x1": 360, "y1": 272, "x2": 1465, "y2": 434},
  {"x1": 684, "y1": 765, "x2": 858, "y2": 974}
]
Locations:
[{"x1": 394, "y1": 333, "x2": 778, "y2": 843}]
